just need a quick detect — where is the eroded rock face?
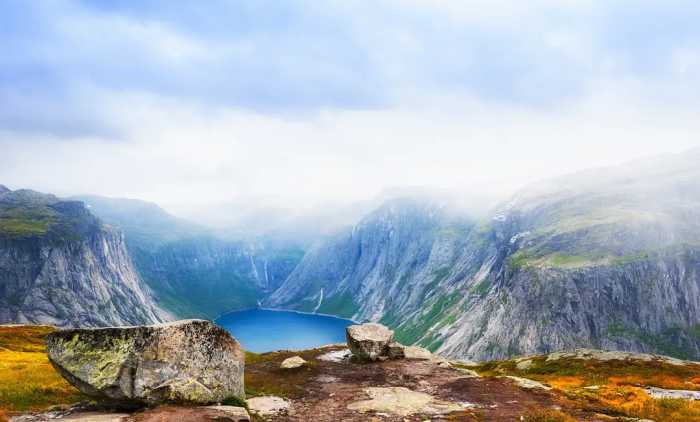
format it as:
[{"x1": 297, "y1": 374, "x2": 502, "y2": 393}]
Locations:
[
  {"x1": 45, "y1": 320, "x2": 244, "y2": 405},
  {"x1": 346, "y1": 323, "x2": 393, "y2": 361}
]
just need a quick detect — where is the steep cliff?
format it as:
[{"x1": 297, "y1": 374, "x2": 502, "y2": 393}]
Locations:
[
  {"x1": 0, "y1": 188, "x2": 166, "y2": 327},
  {"x1": 418, "y1": 151, "x2": 700, "y2": 360},
  {"x1": 77, "y1": 195, "x2": 304, "y2": 318},
  {"x1": 265, "y1": 198, "x2": 474, "y2": 323},
  {"x1": 131, "y1": 237, "x2": 303, "y2": 318},
  {"x1": 267, "y1": 151, "x2": 700, "y2": 360}
]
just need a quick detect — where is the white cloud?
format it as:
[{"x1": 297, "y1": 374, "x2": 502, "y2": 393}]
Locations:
[
  {"x1": 2, "y1": 84, "x2": 698, "y2": 219},
  {"x1": 1, "y1": 0, "x2": 700, "y2": 222}
]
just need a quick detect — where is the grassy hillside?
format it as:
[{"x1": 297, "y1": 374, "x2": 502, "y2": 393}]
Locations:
[
  {"x1": 0, "y1": 326, "x2": 85, "y2": 413},
  {"x1": 470, "y1": 351, "x2": 700, "y2": 421},
  {"x1": 4, "y1": 325, "x2": 700, "y2": 421},
  {"x1": 0, "y1": 189, "x2": 101, "y2": 241},
  {"x1": 74, "y1": 195, "x2": 306, "y2": 319}
]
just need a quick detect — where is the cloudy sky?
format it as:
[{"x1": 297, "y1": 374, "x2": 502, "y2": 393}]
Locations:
[{"x1": 1, "y1": 0, "x2": 699, "y2": 217}]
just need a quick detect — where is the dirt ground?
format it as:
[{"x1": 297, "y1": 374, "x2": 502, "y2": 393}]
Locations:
[
  {"x1": 241, "y1": 346, "x2": 603, "y2": 421},
  {"x1": 9, "y1": 345, "x2": 624, "y2": 421}
]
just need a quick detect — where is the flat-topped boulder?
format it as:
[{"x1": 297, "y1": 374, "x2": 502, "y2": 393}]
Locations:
[
  {"x1": 346, "y1": 323, "x2": 394, "y2": 361},
  {"x1": 45, "y1": 320, "x2": 245, "y2": 405},
  {"x1": 280, "y1": 356, "x2": 307, "y2": 369}
]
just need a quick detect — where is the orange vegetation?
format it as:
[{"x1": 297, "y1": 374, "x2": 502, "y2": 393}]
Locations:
[
  {"x1": 474, "y1": 354, "x2": 700, "y2": 422},
  {"x1": 545, "y1": 376, "x2": 585, "y2": 389},
  {"x1": 0, "y1": 325, "x2": 85, "y2": 412}
]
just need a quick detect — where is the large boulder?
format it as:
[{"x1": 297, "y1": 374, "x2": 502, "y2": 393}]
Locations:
[
  {"x1": 346, "y1": 323, "x2": 394, "y2": 361},
  {"x1": 45, "y1": 319, "x2": 245, "y2": 405}
]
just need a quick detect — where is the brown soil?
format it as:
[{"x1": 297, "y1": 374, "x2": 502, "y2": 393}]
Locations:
[
  {"x1": 131, "y1": 406, "x2": 248, "y2": 422},
  {"x1": 13, "y1": 346, "x2": 617, "y2": 421},
  {"x1": 243, "y1": 346, "x2": 606, "y2": 421}
]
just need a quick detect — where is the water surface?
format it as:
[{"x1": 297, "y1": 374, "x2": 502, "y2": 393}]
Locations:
[{"x1": 215, "y1": 308, "x2": 354, "y2": 353}]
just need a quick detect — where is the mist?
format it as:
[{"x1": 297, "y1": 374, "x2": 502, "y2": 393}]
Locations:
[{"x1": 1, "y1": 0, "x2": 699, "y2": 226}]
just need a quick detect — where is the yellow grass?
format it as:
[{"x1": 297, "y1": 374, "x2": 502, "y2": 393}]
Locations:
[
  {"x1": 592, "y1": 385, "x2": 700, "y2": 421},
  {"x1": 0, "y1": 326, "x2": 86, "y2": 412},
  {"x1": 523, "y1": 408, "x2": 578, "y2": 422},
  {"x1": 473, "y1": 354, "x2": 700, "y2": 422}
]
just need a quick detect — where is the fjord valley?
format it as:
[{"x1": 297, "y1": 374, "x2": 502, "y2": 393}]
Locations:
[
  {"x1": 3, "y1": 149, "x2": 700, "y2": 363},
  {"x1": 267, "y1": 150, "x2": 700, "y2": 360}
]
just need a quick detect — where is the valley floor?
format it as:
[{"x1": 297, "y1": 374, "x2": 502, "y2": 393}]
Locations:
[{"x1": 3, "y1": 325, "x2": 700, "y2": 421}]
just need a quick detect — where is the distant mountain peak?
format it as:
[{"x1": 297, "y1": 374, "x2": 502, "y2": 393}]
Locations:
[{"x1": 0, "y1": 184, "x2": 10, "y2": 194}]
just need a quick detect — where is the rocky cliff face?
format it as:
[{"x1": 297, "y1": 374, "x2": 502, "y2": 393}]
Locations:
[
  {"x1": 132, "y1": 237, "x2": 302, "y2": 318},
  {"x1": 421, "y1": 151, "x2": 700, "y2": 360},
  {"x1": 265, "y1": 198, "x2": 474, "y2": 325},
  {"x1": 267, "y1": 152, "x2": 700, "y2": 361},
  {"x1": 77, "y1": 195, "x2": 304, "y2": 319},
  {"x1": 0, "y1": 188, "x2": 166, "y2": 327}
]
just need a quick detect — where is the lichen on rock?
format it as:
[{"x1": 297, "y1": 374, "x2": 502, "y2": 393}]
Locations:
[
  {"x1": 45, "y1": 319, "x2": 244, "y2": 405},
  {"x1": 346, "y1": 323, "x2": 394, "y2": 361}
]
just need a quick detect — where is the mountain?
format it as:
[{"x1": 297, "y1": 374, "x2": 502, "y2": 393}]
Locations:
[
  {"x1": 265, "y1": 197, "x2": 475, "y2": 323},
  {"x1": 72, "y1": 195, "x2": 209, "y2": 251},
  {"x1": 421, "y1": 150, "x2": 700, "y2": 360},
  {"x1": 267, "y1": 150, "x2": 700, "y2": 360},
  {"x1": 0, "y1": 187, "x2": 166, "y2": 327},
  {"x1": 77, "y1": 195, "x2": 304, "y2": 318},
  {"x1": 131, "y1": 236, "x2": 303, "y2": 318}
]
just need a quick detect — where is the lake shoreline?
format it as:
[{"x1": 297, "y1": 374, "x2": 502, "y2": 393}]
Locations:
[
  {"x1": 212, "y1": 306, "x2": 362, "y2": 324},
  {"x1": 215, "y1": 308, "x2": 356, "y2": 353}
]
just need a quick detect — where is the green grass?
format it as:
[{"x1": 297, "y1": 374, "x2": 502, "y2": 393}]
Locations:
[
  {"x1": 507, "y1": 249, "x2": 532, "y2": 272},
  {"x1": 0, "y1": 219, "x2": 51, "y2": 236},
  {"x1": 132, "y1": 248, "x2": 263, "y2": 319},
  {"x1": 220, "y1": 395, "x2": 248, "y2": 409},
  {"x1": 0, "y1": 326, "x2": 86, "y2": 412},
  {"x1": 394, "y1": 291, "x2": 460, "y2": 345},
  {"x1": 606, "y1": 322, "x2": 700, "y2": 360},
  {"x1": 0, "y1": 206, "x2": 57, "y2": 237},
  {"x1": 317, "y1": 292, "x2": 357, "y2": 318},
  {"x1": 244, "y1": 348, "x2": 328, "y2": 398},
  {"x1": 470, "y1": 279, "x2": 491, "y2": 296}
]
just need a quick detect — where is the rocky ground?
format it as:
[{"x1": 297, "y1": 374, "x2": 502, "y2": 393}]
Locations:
[
  {"x1": 7, "y1": 344, "x2": 590, "y2": 421},
  {"x1": 5, "y1": 325, "x2": 700, "y2": 421},
  {"x1": 243, "y1": 345, "x2": 592, "y2": 421}
]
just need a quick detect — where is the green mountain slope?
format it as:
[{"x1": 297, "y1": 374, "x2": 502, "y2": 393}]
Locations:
[{"x1": 77, "y1": 195, "x2": 304, "y2": 319}]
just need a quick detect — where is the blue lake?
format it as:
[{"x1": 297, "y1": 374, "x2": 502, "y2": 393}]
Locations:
[{"x1": 215, "y1": 309, "x2": 355, "y2": 353}]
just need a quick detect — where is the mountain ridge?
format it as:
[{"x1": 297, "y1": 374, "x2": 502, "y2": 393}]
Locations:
[
  {"x1": 0, "y1": 187, "x2": 167, "y2": 327},
  {"x1": 266, "y1": 150, "x2": 700, "y2": 360}
]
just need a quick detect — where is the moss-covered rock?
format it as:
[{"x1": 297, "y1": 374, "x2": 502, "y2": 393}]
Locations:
[{"x1": 45, "y1": 320, "x2": 244, "y2": 405}]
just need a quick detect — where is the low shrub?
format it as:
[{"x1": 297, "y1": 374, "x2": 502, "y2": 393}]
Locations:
[{"x1": 523, "y1": 408, "x2": 577, "y2": 422}]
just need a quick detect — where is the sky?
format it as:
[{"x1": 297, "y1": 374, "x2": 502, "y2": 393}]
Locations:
[{"x1": 1, "y1": 0, "x2": 700, "y2": 219}]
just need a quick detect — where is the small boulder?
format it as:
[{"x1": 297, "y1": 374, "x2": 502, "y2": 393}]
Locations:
[
  {"x1": 317, "y1": 348, "x2": 351, "y2": 363},
  {"x1": 403, "y1": 346, "x2": 432, "y2": 360},
  {"x1": 46, "y1": 320, "x2": 245, "y2": 405},
  {"x1": 504, "y1": 375, "x2": 552, "y2": 390},
  {"x1": 247, "y1": 396, "x2": 291, "y2": 417},
  {"x1": 387, "y1": 342, "x2": 405, "y2": 359},
  {"x1": 280, "y1": 356, "x2": 306, "y2": 369},
  {"x1": 387, "y1": 342, "x2": 432, "y2": 360},
  {"x1": 205, "y1": 406, "x2": 251, "y2": 421},
  {"x1": 516, "y1": 359, "x2": 533, "y2": 370},
  {"x1": 346, "y1": 323, "x2": 394, "y2": 361}
]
